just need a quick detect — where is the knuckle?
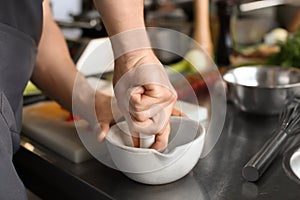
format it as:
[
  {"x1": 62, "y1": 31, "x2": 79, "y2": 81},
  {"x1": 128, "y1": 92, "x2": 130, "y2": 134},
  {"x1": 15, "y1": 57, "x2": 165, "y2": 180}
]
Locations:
[
  {"x1": 160, "y1": 141, "x2": 168, "y2": 150},
  {"x1": 130, "y1": 101, "x2": 143, "y2": 112},
  {"x1": 130, "y1": 94, "x2": 140, "y2": 105},
  {"x1": 134, "y1": 113, "x2": 148, "y2": 122},
  {"x1": 170, "y1": 93, "x2": 177, "y2": 102}
]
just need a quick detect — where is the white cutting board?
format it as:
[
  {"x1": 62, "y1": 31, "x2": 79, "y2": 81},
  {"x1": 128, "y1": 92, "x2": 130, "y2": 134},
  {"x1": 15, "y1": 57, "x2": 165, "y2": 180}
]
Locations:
[
  {"x1": 22, "y1": 101, "x2": 93, "y2": 163},
  {"x1": 22, "y1": 81, "x2": 207, "y2": 164}
]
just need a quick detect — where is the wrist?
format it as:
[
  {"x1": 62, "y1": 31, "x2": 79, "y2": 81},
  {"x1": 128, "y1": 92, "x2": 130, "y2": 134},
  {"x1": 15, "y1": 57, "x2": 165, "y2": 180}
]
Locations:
[
  {"x1": 115, "y1": 49, "x2": 158, "y2": 69},
  {"x1": 113, "y1": 49, "x2": 161, "y2": 85},
  {"x1": 72, "y1": 73, "x2": 98, "y2": 126},
  {"x1": 109, "y1": 28, "x2": 152, "y2": 60}
]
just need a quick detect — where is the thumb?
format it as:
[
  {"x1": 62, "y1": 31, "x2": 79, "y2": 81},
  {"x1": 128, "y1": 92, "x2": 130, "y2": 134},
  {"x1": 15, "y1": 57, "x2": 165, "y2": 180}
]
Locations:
[{"x1": 97, "y1": 123, "x2": 110, "y2": 142}]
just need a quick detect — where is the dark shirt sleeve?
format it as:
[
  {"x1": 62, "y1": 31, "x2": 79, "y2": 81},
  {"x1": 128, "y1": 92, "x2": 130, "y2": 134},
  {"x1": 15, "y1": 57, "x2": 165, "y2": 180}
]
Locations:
[{"x1": 0, "y1": 0, "x2": 43, "y2": 44}]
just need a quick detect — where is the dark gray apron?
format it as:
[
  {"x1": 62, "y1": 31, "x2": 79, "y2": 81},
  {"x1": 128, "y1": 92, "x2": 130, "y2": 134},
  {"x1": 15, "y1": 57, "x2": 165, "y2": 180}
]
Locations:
[{"x1": 0, "y1": 1, "x2": 43, "y2": 199}]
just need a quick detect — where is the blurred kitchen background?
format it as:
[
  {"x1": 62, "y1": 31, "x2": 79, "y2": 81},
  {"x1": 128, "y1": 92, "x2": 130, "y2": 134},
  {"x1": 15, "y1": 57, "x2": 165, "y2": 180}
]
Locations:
[
  {"x1": 48, "y1": 0, "x2": 300, "y2": 66},
  {"x1": 24, "y1": 0, "x2": 300, "y2": 102}
]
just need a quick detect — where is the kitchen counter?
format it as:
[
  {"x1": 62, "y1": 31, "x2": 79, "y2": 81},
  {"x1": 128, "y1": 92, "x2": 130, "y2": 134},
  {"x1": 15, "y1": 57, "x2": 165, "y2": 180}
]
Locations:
[{"x1": 14, "y1": 102, "x2": 300, "y2": 200}]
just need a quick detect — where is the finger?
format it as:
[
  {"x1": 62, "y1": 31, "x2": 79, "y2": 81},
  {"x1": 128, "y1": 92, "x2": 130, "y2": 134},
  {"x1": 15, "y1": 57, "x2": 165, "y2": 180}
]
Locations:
[
  {"x1": 143, "y1": 84, "x2": 176, "y2": 98},
  {"x1": 129, "y1": 101, "x2": 174, "y2": 135},
  {"x1": 131, "y1": 136, "x2": 140, "y2": 148},
  {"x1": 130, "y1": 85, "x2": 176, "y2": 112},
  {"x1": 97, "y1": 123, "x2": 110, "y2": 143},
  {"x1": 129, "y1": 130, "x2": 140, "y2": 147},
  {"x1": 128, "y1": 86, "x2": 146, "y2": 112},
  {"x1": 140, "y1": 89, "x2": 175, "y2": 107},
  {"x1": 129, "y1": 109, "x2": 150, "y2": 122},
  {"x1": 129, "y1": 94, "x2": 175, "y2": 122},
  {"x1": 130, "y1": 117, "x2": 154, "y2": 133},
  {"x1": 150, "y1": 122, "x2": 170, "y2": 152},
  {"x1": 129, "y1": 104, "x2": 163, "y2": 122},
  {"x1": 171, "y1": 108, "x2": 188, "y2": 117}
]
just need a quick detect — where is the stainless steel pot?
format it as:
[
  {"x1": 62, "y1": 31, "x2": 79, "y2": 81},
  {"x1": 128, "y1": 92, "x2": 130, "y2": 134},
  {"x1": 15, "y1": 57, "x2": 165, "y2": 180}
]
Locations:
[{"x1": 223, "y1": 66, "x2": 300, "y2": 115}]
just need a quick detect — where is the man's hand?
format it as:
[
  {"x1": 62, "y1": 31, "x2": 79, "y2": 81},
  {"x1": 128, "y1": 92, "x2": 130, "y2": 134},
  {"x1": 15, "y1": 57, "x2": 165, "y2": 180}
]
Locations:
[
  {"x1": 94, "y1": 89, "x2": 185, "y2": 149},
  {"x1": 93, "y1": 0, "x2": 179, "y2": 151},
  {"x1": 113, "y1": 50, "x2": 178, "y2": 151},
  {"x1": 95, "y1": 91, "x2": 120, "y2": 142}
]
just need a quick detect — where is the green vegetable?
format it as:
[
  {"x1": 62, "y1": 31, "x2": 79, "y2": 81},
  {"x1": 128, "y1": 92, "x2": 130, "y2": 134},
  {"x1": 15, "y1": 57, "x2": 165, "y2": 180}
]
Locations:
[
  {"x1": 23, "y1": 81, "x2": 41, "y2": 96},
  {"x1": 169, "y1": 49, "x2": 207, "y2": 73},
  {"x1": 267, "y1": 30, "x2": 300, "y2": 68}
]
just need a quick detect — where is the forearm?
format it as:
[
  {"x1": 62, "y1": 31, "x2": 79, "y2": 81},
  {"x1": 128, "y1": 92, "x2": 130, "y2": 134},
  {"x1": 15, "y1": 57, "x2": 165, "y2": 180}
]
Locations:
[
  {"x1": 94, "y1": 0, "x2": 160, "y2": 83},
  {"x1": 93, "y1": 0, "x2": 145, "y2": 36},
  {"x1": 32, "y1": 0, "x2": 97, "y2": 124},
  {"x1": 94, "y1": 0, "x2": 177, "y2": 150},
  {"x1": 31, "y1": 0, "x2": 77, "y2": 111}
]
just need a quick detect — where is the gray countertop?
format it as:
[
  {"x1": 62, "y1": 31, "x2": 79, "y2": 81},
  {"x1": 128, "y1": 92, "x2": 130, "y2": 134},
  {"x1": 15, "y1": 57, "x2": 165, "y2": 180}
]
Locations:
[{"x1": 14, "y1": 103, "x2": 300, "y2": 200}]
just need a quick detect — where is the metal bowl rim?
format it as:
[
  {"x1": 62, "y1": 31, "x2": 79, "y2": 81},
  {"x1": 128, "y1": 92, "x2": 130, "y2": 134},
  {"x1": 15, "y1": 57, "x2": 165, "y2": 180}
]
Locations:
[{"x1": 223, "y1": 66, "x2": 300, "y2": 89}]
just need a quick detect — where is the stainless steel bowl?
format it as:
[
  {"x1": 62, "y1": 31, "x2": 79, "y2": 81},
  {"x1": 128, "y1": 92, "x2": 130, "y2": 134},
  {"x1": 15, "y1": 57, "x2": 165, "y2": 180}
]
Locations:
[{"x1": 223, "y1": 66, "x2": 300, "y2": 115}]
